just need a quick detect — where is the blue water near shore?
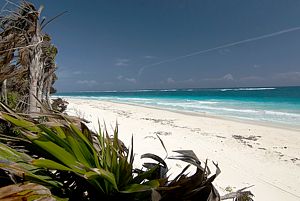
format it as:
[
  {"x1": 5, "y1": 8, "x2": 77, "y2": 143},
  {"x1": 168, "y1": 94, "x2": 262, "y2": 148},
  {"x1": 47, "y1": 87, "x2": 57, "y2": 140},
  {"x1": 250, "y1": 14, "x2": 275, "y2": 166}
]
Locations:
[{"x1": 57, "y1": 86, "x2": 300, "y2": 127}]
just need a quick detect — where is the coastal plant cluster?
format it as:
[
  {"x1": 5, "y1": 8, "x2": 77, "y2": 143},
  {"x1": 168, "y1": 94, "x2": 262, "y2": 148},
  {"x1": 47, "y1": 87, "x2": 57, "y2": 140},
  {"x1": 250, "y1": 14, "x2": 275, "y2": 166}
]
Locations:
[
  {"x1": 0, "y1": 103, "x2": 222, "y2": 201},
  {"x1": 0, "y1": 1, "x2": 253, "y2": 201}
]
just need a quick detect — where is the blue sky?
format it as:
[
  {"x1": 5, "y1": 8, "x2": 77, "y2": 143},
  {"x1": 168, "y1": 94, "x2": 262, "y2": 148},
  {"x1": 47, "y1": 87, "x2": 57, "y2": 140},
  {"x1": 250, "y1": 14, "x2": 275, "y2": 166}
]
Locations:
[{"x1": 27, "y1": 0, "x2": 300, "y2": 91}]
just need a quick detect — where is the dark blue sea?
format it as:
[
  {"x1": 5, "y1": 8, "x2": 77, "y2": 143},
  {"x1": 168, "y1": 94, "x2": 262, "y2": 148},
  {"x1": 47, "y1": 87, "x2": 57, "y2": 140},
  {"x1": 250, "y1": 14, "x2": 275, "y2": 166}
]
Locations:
[{"x1": 57, "y1": 86, "x2": 300, "y2": 127}]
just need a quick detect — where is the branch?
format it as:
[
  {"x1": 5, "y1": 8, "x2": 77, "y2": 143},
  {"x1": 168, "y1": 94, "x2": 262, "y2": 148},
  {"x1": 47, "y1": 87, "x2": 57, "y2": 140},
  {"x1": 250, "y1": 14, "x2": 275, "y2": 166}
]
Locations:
[
  {"x1": 41, "y1": 11, "x2": 68, "y2": 30},
  {"x1": 0, "y1": 37, "x2": 43, "y2": 54}
]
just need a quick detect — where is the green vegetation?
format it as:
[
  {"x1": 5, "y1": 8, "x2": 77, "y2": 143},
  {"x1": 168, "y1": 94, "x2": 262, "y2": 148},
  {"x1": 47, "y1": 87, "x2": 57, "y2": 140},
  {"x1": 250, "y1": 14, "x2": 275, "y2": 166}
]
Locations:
[
  {"x1": 6, "y1": 92, "x2": 20, "y2": 109},
  {"x1": 0, "y1": 104, "x2": 221, "y2": 200}
]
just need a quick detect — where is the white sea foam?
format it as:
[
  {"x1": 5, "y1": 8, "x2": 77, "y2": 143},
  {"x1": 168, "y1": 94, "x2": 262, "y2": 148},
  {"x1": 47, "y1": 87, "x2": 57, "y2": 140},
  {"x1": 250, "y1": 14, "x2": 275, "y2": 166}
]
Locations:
[
  {"x1": 122, "y1": 89, "x2": 157, "y2": 92},
  {"x1": 264, "y1": 110, "x2": 300, "y2": 117},
  {"x1": 142, "y1": 100, "x2": 300, "y2": 124},
  {"x1": 220, "y1": 87, "x2": 276, "y2": 92},
  {"x1": 159, "y1": 89, "x2": 178, "y2": 92}
]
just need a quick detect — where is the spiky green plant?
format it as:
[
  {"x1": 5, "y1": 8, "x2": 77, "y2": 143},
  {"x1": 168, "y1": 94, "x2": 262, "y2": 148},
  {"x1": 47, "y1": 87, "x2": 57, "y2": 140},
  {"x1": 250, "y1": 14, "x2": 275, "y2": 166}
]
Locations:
[{"x1": 0, "y1": 107, "x2": 162, "y2": 200}]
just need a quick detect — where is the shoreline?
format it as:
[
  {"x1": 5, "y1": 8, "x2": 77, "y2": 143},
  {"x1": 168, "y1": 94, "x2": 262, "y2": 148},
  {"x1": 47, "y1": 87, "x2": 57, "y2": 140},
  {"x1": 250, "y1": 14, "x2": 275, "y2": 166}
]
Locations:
[
  {"x1": 65, "y1": 97, "x2": 300, "y2": 201},
  {"x1": 103, "y1": 99, "x2": 300, "y2": 132},
  {"x1": 57, "y1": 96, "x2": 300, "y2": 132}
]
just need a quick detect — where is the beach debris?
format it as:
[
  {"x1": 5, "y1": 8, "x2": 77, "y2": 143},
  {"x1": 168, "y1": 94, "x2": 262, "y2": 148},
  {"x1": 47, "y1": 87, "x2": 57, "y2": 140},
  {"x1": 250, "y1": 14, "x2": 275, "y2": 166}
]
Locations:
[
  {"x1": 232, "y1": 135, "x2": 262, "y2": 148},
  {"x1": 141, "y1": 117, "x2": 174, "y2": 125},
  {"x1": 144, "y1": 135, "x2": 157, "y2": 139},
  {"x1": 291, "y1": 157, "x2": 300, "y2": 163},
  {"x1": 154, "y1": 131, "x2": 172, "y2": 136},
  {"x1": 221, "y1": 185, "x2": 254, "y2": 200},
  {"x1": 232, "y1": 135, "x2": 261, "y2": 141},
  {"x1": 51, "y1": 98, "x2": 68, "y2": 112}
]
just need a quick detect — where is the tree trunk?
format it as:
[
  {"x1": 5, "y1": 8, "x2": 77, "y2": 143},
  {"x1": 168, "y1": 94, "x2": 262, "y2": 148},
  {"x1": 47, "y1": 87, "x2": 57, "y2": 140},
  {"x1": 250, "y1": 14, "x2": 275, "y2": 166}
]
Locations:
[
  {"x1": 46, "y1": 75, "x2": 53, "y2": 109},
  {"x1": 1, "y1": 79, "x2": 8, "y2": 104},
  {"x1": 28, "y1": 33, "x2": 43, "y2": 113},
  {"x1": 37, "y1": 80, "x2": 43, "y2": 104}
]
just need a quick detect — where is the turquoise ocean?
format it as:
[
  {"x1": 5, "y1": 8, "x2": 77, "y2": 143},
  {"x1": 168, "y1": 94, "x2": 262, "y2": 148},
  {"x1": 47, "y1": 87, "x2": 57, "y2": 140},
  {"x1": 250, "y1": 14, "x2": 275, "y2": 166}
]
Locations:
[{"x1": 57, "y1": 86, "x2": 300, "y2": 128}]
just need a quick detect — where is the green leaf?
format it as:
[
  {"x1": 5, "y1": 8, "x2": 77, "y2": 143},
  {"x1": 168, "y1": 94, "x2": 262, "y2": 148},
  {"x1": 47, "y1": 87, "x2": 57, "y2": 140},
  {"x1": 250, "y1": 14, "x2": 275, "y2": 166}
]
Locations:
[
  {"x1": 32, "y1": 138, "x2": 84, "y2": 173},
  {"x1": 38, "y1": 125, "x2": 72, "y2": 153},
  {"x1": 32, "y1": 158, "x2": 72, "y2": 171},
  {"x1": 66, "y1": 134, "x2": 93, "y2": 167},
  {"x1": 85, "y1": 168, "x2": 118, "y2": 191},
  {"x1": 52, "y1": 126, "x2": 66, "y2": 139},
  {"x1": 132, "y1": 165, "x2": 159, "y2": 184},
  {"x1": 2, "y1": 113, "x2": 40, "y2": 132},
  {"x1": 0, "y1": 143, "x2": 62, "y2": 188},
  {"x1": 69, "y1": 124, "x2": 101, "y2": 168}
]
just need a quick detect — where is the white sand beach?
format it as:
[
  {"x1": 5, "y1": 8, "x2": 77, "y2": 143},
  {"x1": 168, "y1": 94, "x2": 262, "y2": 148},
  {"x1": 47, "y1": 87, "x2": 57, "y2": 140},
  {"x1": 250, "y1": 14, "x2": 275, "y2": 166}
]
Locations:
[{"x1": 66, "y1": 98, "x2": 300, "y2": 201}]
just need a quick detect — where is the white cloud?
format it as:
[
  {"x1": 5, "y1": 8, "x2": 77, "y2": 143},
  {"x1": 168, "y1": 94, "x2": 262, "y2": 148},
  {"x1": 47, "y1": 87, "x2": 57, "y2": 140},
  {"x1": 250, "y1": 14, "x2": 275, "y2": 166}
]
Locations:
[
  {"x1": 184, "y1": 78, "x2": 194, "y2": 83},
  {"x1": 117, "y1": 75, "x2": 136, "y2": 83},
  {"x1": 143, "y1": 55, "x2": 156, "y2": 59},
  {"x1": 115, "y1": 59, "x2": 130, "y2": 66},
  {"x1": 77, "y1": 80, "x2": 98, "y2": 86},
  {"x1": 203, "y1": 73, "x2": 234, "y2": 81},
  {"x1": 223, "y1": 73, "x2": 234, "y2": 81},
  {"x1": 125, "y1": 78, "x2": 137, "y2": 83},
  {"x1": 117, "y1": 75, "x2": 124, "y2": 80},
  {"x1": 167, "y1": 77, "x2": 175, "y2": 84}
]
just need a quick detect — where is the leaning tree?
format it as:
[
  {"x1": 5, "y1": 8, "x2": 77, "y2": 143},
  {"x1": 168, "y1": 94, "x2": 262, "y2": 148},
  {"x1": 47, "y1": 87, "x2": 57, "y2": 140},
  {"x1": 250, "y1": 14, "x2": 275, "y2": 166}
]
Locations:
[{"x1": 0, "y1": 0, "x2": 58, "y2": 113}]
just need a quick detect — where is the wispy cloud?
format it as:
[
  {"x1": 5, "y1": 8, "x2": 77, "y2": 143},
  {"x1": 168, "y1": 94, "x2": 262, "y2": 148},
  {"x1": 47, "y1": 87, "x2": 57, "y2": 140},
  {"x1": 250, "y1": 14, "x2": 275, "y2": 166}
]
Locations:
[
  {"x1": 223, "y1": 73, "x2": 234, "y2": 81},
  {"x1": 117, "y1": 75, "x2": 124, "y2": 80},
  {"x1": 143, "y1": 55, "x2": 156, "y2": 59},
  {"x1": 117, "y1": 75, "x2": 136, "y2": 84},
  {"x1": 184, "y1": 78, "x2": 194, "y2": 83},
  {"x1": 253, "y1": 64, "x2": 261, "y2": 69},
  {"x1": 138, "y1": 26, "x2": 300, "y2": 77},
  {"x1": 125, "y1": 78, "x2": 137, "y2": 83},
  {"x1": 115, "y1": 58, "x2": 130, "y2": 66},
  {"x1": 167, "y1": 77, "x2": 175, "y2": 84},
  {"x1": 77, "y1": 80, "x2": 98, "y2": 86},
  {"x1": 204, "y1": 73, "x2": 234, "y2": 81}
]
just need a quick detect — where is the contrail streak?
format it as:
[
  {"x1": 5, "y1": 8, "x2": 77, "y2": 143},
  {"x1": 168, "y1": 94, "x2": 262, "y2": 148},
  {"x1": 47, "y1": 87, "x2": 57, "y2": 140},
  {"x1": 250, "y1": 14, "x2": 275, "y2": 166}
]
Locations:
[{"x1": 138, "y1": 26, "x2": 300, "y2": 77}]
